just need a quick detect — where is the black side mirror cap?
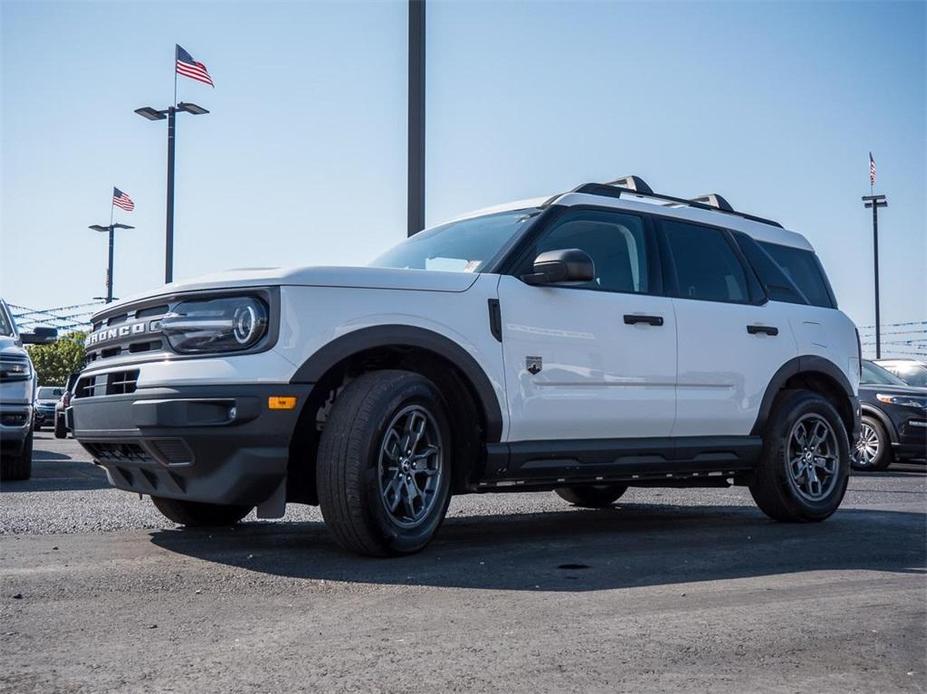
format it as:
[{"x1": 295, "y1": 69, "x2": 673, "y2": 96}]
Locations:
[
  {"x1": 21, "y1": 327, "x2": 58, "y2": 345},
  {"x1": 521, "y1": 248, "x2": 595, "y2": 286}
]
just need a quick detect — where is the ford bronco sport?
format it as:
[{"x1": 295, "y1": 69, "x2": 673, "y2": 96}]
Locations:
[{"x1": 70, "y1": 176, "x2": 861, "y2": 556}]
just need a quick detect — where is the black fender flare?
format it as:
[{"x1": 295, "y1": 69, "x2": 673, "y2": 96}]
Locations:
[
  {"x1": 859, "y1": 404, "x2": 899, "y2": 444},
  {"x1": 289, "y1": 324, "x2": 504, "y2": 442},
  {"x1": 751, "y1": 355, "x2": 857, "y2": 436}
]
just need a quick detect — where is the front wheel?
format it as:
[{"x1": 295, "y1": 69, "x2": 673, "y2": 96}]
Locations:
[
  {"x1": 750, "y1": 390, "x2": 850, "y2": 522},
  {"x1": 151, "y1": 496, "x2": 252, "y2": 527},
  {"x1": 316, "y1": 370, "x2": 453, "y2": 557},
  {"x1": 555, "y1": 484, "x2": 628, "y2": 508},
  {"x1": 0, "y1": 431, "x2": 33, "y2": 481},
  {"x1": 852, "y1": 416, "x2": 893, "y2": 472}
]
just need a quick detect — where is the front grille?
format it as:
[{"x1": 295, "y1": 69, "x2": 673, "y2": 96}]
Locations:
[
  {"x1": 83, "y1": 442, "x2": 153, "y2": 464},
  {"x1": 86, "y1": 303, "x2": 170, "y2": 365},
  {"x1": 74, "y1": 370, "x2": 139, "y2": 399}
]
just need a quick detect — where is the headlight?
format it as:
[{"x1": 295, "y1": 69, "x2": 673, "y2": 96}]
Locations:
[
  {"x1": 159, "y1": 296, "x2": 268, "y2": 354},
  {"x1": 0, "y1": 356, "x2": 32, "y2": 382},
  {"x1": 875, "y1": 393, "x2": 927, "y2": 410}
]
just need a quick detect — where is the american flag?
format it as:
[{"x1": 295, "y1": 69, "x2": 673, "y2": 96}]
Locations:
[
  {"x1": 869, "y1": 152, "x2": 877, "y2": 187},
  {"x1": 112, "y1": 187, "x2": 134, "y2": 212},
  {"x1": 176, "y1": 45, "x2": 214, "y2": 87}
]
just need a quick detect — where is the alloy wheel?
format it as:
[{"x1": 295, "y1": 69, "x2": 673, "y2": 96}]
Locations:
[
  {"x1": 855, "y1": 421, "x2": 880, "y2": 467},
  {"x1": 377, "y1": 405, "x2": 444, "y2": 528},
  {"x1": 786, "y1": 413, "x2": 840, "y2": 502}
]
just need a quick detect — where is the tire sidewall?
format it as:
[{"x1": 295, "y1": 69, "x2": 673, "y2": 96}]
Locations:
[
  {"x1": 766, "y1": 392, "x2": 850, "y2": 520},
  {"x1": 357, "y1": 377, "x2": 453, "y2": 554}
]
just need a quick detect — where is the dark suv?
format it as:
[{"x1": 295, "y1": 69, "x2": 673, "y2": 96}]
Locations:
[{"x1": 854, "y1": 360, "x2": 927, "y2": 471}]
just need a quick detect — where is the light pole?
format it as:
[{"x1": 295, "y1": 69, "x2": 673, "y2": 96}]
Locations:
[
  {"x1": 134, "y1": 101, "x2": 209, "y2": 284},
  {"x1": 88, "y1": 223, "x2": 135, "y2": 303},
  {"x1": 862, "y1": 193, "x2": 888, "y2": 358},
  {"x1": 407, "y1": 0, "x2": 425, "y2": 236}
]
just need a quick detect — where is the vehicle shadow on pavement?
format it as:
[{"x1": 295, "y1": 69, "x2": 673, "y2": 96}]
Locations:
[
  {"x1": 149, "y1": 504, "x2": 926, "y2": 592},
  {"x1": 1, "y1": 458, "x2": 110, "y2": 493}
]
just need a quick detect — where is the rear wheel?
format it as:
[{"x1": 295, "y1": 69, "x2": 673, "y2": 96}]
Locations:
[
  {"x1": 750, "y1": 390, "x2": 850, "y2": 522},
  {"x1": 316, "y1": 370, "x2": 453, "y2": 557},
  {"x1": 54, "y1": 413, "x2": 68, "y2": 439},
  {"x1": 852, "y1": 416, "x2": 893, "y2": 472},
  {"x1": 151, "y1": 496, "x2": 251, "y2": 527},
  {"x1": 555, "y1": 484, "x2": 628, "y2": 508},
  {"x1": 0, "y1": 431, "x2": 33, "y2": 481}
]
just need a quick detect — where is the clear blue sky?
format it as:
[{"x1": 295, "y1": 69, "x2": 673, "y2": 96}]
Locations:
[{"x1": 2, "y1": 0, "x2": 924, "y2": 332}]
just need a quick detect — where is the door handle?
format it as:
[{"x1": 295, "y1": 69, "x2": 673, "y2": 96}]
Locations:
[
  {"x1": 747, "y1": 324, "x2": 779, "y2": 336},
  {"x1": 624, "y1": 314, "x2": 664, "y2": 326}
]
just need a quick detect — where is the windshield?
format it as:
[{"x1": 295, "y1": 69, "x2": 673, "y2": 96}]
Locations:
[
  {"x1": 371, "y1": 208, "x2": 540, "y2": 273},
  {"x1": 887, "y1": 363, "x2": 927, "y2": 387},
  {"x1": 861, "y1": 360, "x2": 907, "y2": 386},
  {"x1": 37, "y1": 387, "x2": 64, "y2": 399}
]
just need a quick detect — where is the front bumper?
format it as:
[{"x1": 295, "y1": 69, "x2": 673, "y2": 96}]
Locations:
[
  {"x1": 1, "y1": 402, "x2": 32, "y2": 456},
  {"x1": 71, "y1": 384, "x2": 309, "y2": 506}
]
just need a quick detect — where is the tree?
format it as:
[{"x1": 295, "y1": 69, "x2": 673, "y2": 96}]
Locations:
[{"x1": 27, "y1": 332, "x2": 86, "y2": 386}]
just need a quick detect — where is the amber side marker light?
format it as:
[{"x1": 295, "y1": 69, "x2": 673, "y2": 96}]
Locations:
[{"x1": 268, "y1": 396, "x2": 297, "y2": 410}]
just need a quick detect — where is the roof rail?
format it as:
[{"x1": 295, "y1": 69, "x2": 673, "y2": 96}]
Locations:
[
  {"x1": 602, "y1": 175, "x2": 654, "y2": 195},
  {"x1": 690, "y1": 193, "x2": 734, "y2": 213},
  {"x1": 560, "y1": 179, "x2": 783, "y2": 229}
]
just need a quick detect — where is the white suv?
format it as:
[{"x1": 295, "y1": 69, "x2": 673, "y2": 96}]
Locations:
[{"x1": 71, "y1": 176, "x2": 861, "y2": 556}]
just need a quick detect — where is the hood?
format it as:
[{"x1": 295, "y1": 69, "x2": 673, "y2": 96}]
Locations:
[
  {"x1": 104, "y1": 266, "x2": 480, "y2": 313},
  {"x1": 0, "y1": 335, "x2": 27, "y2": 358}
]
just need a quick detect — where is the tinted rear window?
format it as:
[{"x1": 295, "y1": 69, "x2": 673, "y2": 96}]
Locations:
[{"x1": 759, "y1": 242, "x2": 835, "y2": 308}]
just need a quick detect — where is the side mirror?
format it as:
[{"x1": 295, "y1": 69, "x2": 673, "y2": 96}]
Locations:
[
  {"x1": 21, "y1": 327, "x2": 58, "y2": 345},
  {"x1": 521, "y1": 248, "x2": 595, "y2": 286}
]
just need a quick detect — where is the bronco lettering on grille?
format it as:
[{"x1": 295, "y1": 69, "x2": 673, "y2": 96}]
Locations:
[{"x1": 85, "y1": 322, "x2": 148, "y2": 347}]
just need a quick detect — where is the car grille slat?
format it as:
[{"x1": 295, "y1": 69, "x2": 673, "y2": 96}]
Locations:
[{"x1": 74, "y1": 370, "x2": 139, "y2": 399}]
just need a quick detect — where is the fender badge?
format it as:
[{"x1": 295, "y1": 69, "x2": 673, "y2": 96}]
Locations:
[{"x1": 526, "y1": 356, "x2": 543, "y2": 375}]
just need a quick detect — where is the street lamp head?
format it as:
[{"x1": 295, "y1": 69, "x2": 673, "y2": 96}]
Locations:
[
  {"x1": 112, "y1": 223, "x2": 135, "y2": 230},
  {"x1": 88, "y1": 225, "x2": 110, "y2": 232},
  {"x1": 177, "y1": 101, "x2": 209, "y2": 115},
  {"x1": 135, "y1": 106, "x2": 167, "y2": 121}
]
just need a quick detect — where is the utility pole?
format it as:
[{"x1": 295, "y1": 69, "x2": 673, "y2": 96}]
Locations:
[
  {"x1": 407, "y1": 0, "x2": 426, "y2": 236},
  {"x1": 862, "y1": 193, "x2": 888, "y2": 358}
]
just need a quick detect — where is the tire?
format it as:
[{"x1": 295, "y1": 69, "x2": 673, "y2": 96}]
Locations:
[
  {"x1": 555, "y1": 484, "x2": 628, "y2": 508},
  {"x1": 151, "y1": 496, "x2": 251, "y2": 527},
  {"x1": 852, "y1": 415, "x2": 893, "y2": 472},
  {"x1": 316, "y1": 370, "x2": 453, "y2": 557},
  {"x1": 1, "y1": 430, "x2": 33, "y2": 481},
  {"x1": 749, "y1": 390, "x2": 850, "y2": 522},
  {"x1": 54, "y1": 413, "x2": 68, "y2": 439}
]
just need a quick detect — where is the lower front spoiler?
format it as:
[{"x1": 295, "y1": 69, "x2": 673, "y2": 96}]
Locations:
[{"x1": 71, "y1": 384, "x2": 309, "y2": 507}]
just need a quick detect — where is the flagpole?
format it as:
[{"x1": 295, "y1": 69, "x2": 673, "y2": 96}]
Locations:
[
  {"x1": 173, "y1": 45, "x2": 178, "y2": 107},
  {"x1": 107, "y1": 195, "x2": 115, "y2": 304}
]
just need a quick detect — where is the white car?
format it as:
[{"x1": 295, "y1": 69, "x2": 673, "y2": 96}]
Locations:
[{"x1": 70, "y1": 176, "x2": 861, "y2": 556}]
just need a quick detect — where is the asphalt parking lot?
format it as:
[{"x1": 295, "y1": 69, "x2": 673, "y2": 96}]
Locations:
[{"x1": 1, "y1": 432, "x2": 925, "y2": 693}]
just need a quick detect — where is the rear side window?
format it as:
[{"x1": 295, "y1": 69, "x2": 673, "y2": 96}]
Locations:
[
  {"x1": 661, "y1": 221, "x2": 752, "y2": 303},
  {"x1": 733, "y1": 233, "x2": 807, "y2": 305},
  {"x1": 758, "y1": 242, "x2": 835, "y2": 308}
]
